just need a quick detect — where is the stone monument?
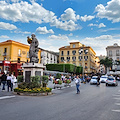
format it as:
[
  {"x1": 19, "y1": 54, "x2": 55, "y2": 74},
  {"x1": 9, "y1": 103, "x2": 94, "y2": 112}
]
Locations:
[{"x1": 22, "y1": 34, "x2": 45, "y2": 82}]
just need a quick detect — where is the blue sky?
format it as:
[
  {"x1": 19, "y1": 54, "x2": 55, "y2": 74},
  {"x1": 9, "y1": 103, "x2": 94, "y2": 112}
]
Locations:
[{"x1": 0, "y1": 0, "x2": 120, "y2": 56}]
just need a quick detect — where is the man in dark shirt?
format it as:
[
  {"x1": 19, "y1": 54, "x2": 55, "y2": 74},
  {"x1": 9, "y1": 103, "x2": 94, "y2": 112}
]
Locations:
[{"x1": 1, "y1": 72, "x2": 7, "y2": 91}]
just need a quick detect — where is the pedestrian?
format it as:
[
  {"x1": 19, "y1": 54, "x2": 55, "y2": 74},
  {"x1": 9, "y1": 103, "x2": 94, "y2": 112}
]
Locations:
[
  {"x1": 0, "y1": 73, "x2": 2, "y2": 87},
  {"x1": 75, "y1": 75, "x2": 81, "y2": 94},
  {"x1": 6, "y1": 74, "x2": 12, "y2": 92},
  {"x1": 1, "y1": 72, "x2": 7, "y2": 91}
]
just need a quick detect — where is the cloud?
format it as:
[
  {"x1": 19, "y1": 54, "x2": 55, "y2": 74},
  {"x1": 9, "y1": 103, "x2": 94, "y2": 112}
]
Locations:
[
  {"x1": 48, "y1": 34, "x2": 69, "y2": 40},
  {"x1": 36, "y1": 26, "x2": 54, "y2": 34},
  {"x1": 68, "y1": 33, "x2": 73, "y2": 36},
  {"x1": 0, "y1": 22, "x2": 17, "y2": 30},
  {"x1": 95, "y1": 0, "x2": 120, "y2": 23},
  {"x1": 50, "y1": 19, "x2": 81, "y2": 31},
  {"x1": 81, "y1": 34, "x2": 120, "y2": 55},
  {"x1": 80, "y1": 15, "x2": 95, "y2": 22},
  {"x1": 61, "y1": 8, "x2": 80, "y2": 21},
  {"x1": 0, "y1": 1, "x2": 81, "y2": 31},
  {"x1": 88, "y1": 23, "x2": 106, "y2": 28},
  {"x1": 0, "y1": 35, "x2": 9, "y2": 38},
  {"x1": 99, "y1": 27, "x2": 120, "y2": 32},
  {"x1": 14, "y1": 30, "x2": 31, "y2": 34}
]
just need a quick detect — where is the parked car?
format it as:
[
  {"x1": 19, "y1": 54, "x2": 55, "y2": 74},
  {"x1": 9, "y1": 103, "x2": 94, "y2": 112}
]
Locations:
[
  {"x1": 106, "y1": 77, "x2": 118, "y2": 86},
  {"x1": 100, "y1": 75, "x2": 108, "y2": 83},
  {"x1": 90, "y1": 76, "x2": 98, "y2": 85}
]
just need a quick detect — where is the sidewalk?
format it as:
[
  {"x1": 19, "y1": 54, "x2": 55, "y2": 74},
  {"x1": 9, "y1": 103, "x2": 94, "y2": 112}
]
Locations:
[{"x1": 0, "y1": 84, "x2": 17, "y2": 97}]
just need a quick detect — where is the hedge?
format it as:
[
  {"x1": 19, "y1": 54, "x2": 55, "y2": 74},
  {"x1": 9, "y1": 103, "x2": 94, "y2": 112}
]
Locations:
[{"x1": 46, "y1": 63, "x2": 82, "y2": 74}]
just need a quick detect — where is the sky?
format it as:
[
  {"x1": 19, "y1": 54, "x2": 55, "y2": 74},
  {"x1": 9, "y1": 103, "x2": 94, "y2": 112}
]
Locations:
[{"x1": 0, "y1": 0, "x2": 120, "y2": 56}]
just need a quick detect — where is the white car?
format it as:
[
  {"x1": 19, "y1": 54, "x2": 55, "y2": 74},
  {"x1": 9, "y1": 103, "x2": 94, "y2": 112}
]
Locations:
[
  {"x1": 106, "y1": 76, "x2": 118, "y2": 86},
  {"x1": 90, "y1": 76, "x2": 98, "y2": 85},
  {"x1": 100, "y1": 76, "x2": 108, "y2": 83}
]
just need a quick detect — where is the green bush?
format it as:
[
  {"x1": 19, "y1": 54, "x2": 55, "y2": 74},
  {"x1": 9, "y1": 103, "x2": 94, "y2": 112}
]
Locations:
[
  {"x1": 18, "y1": 82, "x2": 41, "y2": 89},
  {"x1": 55, "y1": 73, "x2": 61, "y2": 79},
  {"x1": 17, "y1": 75, "x2": 24, "y2": 82},
  {"x1": 31, "y1": 75, "x2": 40, "y2": 83},
  {"x1": 41, "y1": 75, "x2": 49, "y2": 87}
]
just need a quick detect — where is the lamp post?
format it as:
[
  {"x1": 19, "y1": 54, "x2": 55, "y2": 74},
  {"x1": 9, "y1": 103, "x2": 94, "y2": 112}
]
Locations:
[
  {"x1": 63, "y1": 60, "x2": 66, "y2": 73},
  {"x1": 79, "y1": 48, "x2": 84, "y2": 80}
]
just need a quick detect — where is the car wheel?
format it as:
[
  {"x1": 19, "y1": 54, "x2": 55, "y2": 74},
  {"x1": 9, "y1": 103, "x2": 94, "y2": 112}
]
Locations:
[{"x1": 106, "y1": 83, "x2": 108, "y2": 86}]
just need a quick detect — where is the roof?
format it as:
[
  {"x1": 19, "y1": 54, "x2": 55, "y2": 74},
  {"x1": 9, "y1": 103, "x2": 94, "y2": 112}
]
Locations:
[{"x1": 0, "y1": 40, "x2": 29, "y2": 48}]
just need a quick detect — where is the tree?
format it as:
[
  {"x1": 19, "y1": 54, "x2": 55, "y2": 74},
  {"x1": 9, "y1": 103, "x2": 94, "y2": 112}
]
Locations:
[{"x1": 100, "y1": 57, "x2": 113, "y2": 74}]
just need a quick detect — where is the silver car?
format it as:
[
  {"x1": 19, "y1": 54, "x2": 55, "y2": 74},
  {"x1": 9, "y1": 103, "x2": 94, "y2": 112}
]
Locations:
[{"x1": 106, "y1": 77, "x2": 118, "y2": 86}]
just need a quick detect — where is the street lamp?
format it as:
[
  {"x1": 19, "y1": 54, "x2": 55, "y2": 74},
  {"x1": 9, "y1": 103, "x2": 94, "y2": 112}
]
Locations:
[
  {"x1": 79, "y1": 47, "x2": 84, "y2": 80},
  {"x1": 63, "y1": 60, "x2": 66, "y2": 73}
]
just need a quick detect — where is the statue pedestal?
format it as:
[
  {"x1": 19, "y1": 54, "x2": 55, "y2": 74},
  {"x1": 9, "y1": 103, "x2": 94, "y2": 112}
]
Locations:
[{"x1": 22, "y1": 63, "x2": 45, "y2": 82}]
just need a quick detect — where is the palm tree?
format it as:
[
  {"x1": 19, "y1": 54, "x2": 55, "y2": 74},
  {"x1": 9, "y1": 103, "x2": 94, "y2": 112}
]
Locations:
[{"x1": 100, "y1": 57, "x2": 113, "y2": 74}]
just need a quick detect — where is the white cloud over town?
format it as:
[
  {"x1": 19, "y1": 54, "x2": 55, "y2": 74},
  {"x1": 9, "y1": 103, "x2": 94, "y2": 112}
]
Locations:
[
  {"x1": 88, "y1": 23, "x2": 106, "y2": 28},
  {"x1": 48, "y1": 34, "x2": 69, "y2": 40},
  {"x1": 80, "y1": 15, "x2": 95, "y2": 22},
  {"x1": 36, "y1": 26, "x2": 54, "y2": 34},
  {"x1": 95, "y1": 0, "x2": 120, "y2": 23},
  {"x1": 0, "y1": 1, "x2": 83, "y2": 31},
  {"x1": 0, "y1": 35, "x2": 9, "y2": 38},
  {"x1": 0, "y1": 22, "x2": 17, "y2": 30}
]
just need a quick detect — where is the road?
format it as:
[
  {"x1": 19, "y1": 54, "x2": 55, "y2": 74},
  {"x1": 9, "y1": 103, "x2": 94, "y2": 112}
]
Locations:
[{"x1": 0, "y1": 82, "x2": 120, "y2": 120}]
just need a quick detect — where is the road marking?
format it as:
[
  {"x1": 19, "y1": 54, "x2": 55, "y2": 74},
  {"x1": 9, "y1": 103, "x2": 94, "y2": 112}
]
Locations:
[
  {"x1": 0, "y1": 96, "x2": 15, "y2": 100},
  {"x1": 115, "y1": 103, "x2": 120, "y2": 105},
  {"x1": 112, "y1": 110, "x2": 120, "y2": 112}
]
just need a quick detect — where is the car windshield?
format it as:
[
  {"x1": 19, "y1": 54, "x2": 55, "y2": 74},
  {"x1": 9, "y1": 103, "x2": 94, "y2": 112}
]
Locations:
[
  {"x1": 92, "y1": 77, "x2": 97, "y2": 79},
  {"x1": 101, "y1": 77, "x2": 107, "y2": 78},
  {"x1": 108, "y1": 77, "x2": 114, "y2": 80}
]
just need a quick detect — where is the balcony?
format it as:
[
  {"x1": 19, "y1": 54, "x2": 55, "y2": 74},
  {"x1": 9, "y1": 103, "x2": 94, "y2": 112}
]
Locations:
[{"x1": 3, "y1": 52, "x2": 7, "y2": 56}]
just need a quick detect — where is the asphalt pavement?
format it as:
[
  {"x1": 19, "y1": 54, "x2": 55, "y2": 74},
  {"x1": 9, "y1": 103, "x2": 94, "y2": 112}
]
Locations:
[{"x1": 0, "y1": 82, "x2": 120, "y2": 120}]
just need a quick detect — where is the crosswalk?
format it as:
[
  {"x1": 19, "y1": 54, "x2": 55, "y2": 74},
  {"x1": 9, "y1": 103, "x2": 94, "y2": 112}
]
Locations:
[
  {"x1": 112, "y1": 90, "x2": 120, "y2": 113},
  {"x1": 0, "y1": 96, "x2": 15, "y2": 100}
]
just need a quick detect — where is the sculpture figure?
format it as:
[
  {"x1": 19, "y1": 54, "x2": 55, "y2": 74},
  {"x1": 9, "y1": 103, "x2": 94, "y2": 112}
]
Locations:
[{"x1": 27, "y1": 34, "x2": 39, "y2": 63}]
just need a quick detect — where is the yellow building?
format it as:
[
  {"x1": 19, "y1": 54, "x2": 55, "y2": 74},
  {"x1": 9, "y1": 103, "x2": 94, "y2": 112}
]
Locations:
[
  {"x1": 59, "y1": 42, "x2": 99, "y2": 74},
  {"x1": 0, "y1": 40, "x2": 41, "y2": 63}
]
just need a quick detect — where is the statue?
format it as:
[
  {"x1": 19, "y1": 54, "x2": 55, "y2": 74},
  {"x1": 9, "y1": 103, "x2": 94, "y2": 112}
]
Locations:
[{"x1": 27, "y1": 34, "x2": 39, "y2": 63}]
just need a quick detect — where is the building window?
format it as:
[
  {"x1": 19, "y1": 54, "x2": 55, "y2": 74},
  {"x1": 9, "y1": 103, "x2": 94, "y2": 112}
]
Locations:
[
  {"x1": 47, "y1": 53, "x2": 49, "y2": 58},
  {"x1": 109, "y1": 50, "x2": 112, "y2": 56},
  {"x1": 66, "y1": 57, "x2": 70, "y2": 62},
  {"x1": 116, "y1": 50, "x2": 119, "y2": 56},
  {"x1": 116, "y1": 57, "x2": 119, "y2": 61},
  {"x1": 18, "y1": 49, "x2": 21, "y2": 56},
  {"x1": 61, "y1": 57, "x2": 64, "y2": 62},
  {"x1": 84, "y1": 49, "x2": 88, "y2": 54},
  {"x1": 72, "y1": 56, "x2": 76, "y2": 61},
  {"x1": 85, "y1": 63, "x2": 87, "y2": 69},
  {"x1": 67, "y1": 51, "x2": 69, "y2": 55},
  {"x1": 54, "y1": 56, "x2": 56, "y2": 61},
  {"x1": 51, "y1": 55, "x2": 52, "y2": 60},
  {"x1": 4, "y1": 57, "x2": 6, "y2": 60},
  {"x1": 72, "y1": 50, "x2": 76, "y2": 55},
  {"x1": 78, "y1": 56, "x2": 82, "y2": 61},
  {"x1": 73, "y1": 44, "x2": 75, "y2": 48},
  {"x1": 61, "y1": 51, "x2": 64, "y2": 56},
  {"x1": 3, "y1": 48, "x2": 7, "y2": 56},
  {"x1": 84, "y1": 56, "x2": 88, "y2": 61}
]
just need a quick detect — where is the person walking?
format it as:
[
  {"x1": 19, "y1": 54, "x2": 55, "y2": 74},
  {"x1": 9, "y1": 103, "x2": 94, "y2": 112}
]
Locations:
[
  {"x1": 75, "y1": 75, "x2": 81, "y2": 94},
  {"x1": 1, "y1": 72, "x2": 7, "y2": 91},
  {"x1": 7, "y1": 74, "x2": 12, "y2": 92}
]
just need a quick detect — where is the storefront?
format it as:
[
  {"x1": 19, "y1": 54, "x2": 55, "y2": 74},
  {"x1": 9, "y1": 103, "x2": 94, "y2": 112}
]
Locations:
[{"x1": 0, "y1": 60, "x2": 23, "y2": 76}]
